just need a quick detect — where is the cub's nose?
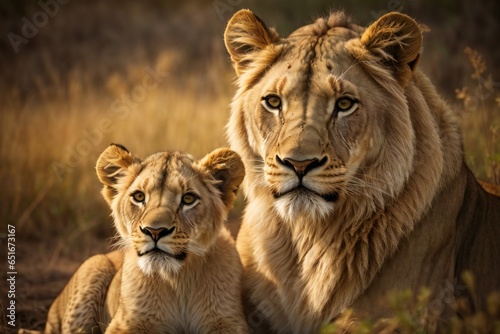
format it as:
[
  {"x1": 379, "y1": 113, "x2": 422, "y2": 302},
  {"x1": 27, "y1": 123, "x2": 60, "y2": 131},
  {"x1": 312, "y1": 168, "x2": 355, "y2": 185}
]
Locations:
[
  {"x1": 140, "y1": 226, "x2": 175, "y2": 242},
  {"x1": 277, "y1": 156, "x2": 327, "y2": 178}
]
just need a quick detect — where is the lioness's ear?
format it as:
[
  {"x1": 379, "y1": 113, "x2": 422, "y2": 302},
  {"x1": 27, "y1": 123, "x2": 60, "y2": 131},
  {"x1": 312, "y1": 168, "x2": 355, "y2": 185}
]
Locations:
[
  {"x1": 200, "y1": 148, "x2": 245, "y2": 209},
  {"x1": 96, "y1": 143, "x2": 140, "y2": 204},
  {"x1": 360, "y1": 12, "x2": 422, "y2": 86},
  {"x1": 224, "y1": 9, "x2": 280, "y2": 75}
]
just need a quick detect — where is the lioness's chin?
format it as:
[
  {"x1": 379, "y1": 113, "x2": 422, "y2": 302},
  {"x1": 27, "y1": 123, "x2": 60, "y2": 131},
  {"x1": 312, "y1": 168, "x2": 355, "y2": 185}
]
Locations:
[
  {"x1": 137, "y1": 251, "x2": 187, "y2": 278},
  {"x1": 273, "y1": 191, "x2": 336, "y2": 221}
]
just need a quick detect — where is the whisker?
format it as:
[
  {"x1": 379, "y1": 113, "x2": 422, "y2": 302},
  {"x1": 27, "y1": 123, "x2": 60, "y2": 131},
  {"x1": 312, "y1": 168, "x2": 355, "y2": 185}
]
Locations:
[
  {"x1": 346, "y1": 177, "x2": 394, "y2": 198},
  {"x1": 335, "y1": 59, "x2": 361, "y2": 82}
]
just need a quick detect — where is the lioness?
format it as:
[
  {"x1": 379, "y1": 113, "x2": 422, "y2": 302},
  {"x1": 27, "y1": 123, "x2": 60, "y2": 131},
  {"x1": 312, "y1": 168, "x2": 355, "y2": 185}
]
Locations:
[
  {"x1": 224, "y1": 9, "x2": 500, "y2": 333},
  {"x1": 35, "y1": 145, "x2": 248, "y2": 333}
]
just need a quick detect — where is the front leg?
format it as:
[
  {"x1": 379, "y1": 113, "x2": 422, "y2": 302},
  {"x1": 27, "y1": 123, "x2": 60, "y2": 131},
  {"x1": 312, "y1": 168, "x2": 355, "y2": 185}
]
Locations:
[
  {"x1": 104, "y1": 322, "x2": 132, "y2": 334},
  {"x1": 105, "y1": 317, "x2": 133, "y2": 334},
  {"x1": 105, "y1": 308, "x2": 162, "y2": 334},
  {"x1": 44, "y1": 253, "x2": 120, "y2": 334},
  {"x1": 104, "y1": 309, "x2": 137, "y2": 334}
]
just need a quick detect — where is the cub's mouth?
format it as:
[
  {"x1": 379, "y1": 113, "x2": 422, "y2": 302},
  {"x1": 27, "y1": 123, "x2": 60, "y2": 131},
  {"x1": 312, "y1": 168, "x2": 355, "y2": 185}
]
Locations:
[
  {"x1": 139, "y1": 248, "x2": 187, "y2": 261},
  {"x1": 273, "y1": 185, "x2": 339, "y2": 202}
]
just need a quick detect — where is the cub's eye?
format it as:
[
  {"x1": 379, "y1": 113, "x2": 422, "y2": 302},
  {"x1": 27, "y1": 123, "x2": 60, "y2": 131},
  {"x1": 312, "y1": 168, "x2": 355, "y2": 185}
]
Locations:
[
  {"x1": 262, "y1": 95, "x2": 282, "y2": 112},
  {"x1": 131, "y1": 191, "x2": 145, "y2": 203},
  {"x1": 334, "y1": 97, "x2": 358, "y2": 117},
  {"x1": 181, "y1": 193, "x2": 198, "y2": 206}
]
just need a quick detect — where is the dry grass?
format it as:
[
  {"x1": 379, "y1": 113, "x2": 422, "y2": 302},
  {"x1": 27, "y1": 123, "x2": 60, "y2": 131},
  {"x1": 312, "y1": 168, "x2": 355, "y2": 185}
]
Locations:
[
  {"x1": 0, "y1": 0, "x2": 498, "y2": 332},
  {"x1": 322, "y1": 289, "x2": 500, "y2": 334},
  {"x1": 456, "y1": 47, "x2": 500, "y2": 184}
]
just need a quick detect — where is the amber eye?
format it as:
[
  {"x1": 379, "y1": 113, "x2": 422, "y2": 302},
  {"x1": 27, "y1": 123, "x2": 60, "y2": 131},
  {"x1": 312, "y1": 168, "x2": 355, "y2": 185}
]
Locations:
[
  {"x1": 334, "y1": 97, "x2": 358, "y2": 117},
  {"x1": 181, "y1": 193, "x2": 198, "y2": 206},
  {"x1": 131, "y1": 191, "x2": 145, "y2": 203},
  {"x1": 336, "y1": 97, "x2": 354, "y2": 111},
  {"x1": 262, "y1": 95, "x2": 282, "y2": 111}
]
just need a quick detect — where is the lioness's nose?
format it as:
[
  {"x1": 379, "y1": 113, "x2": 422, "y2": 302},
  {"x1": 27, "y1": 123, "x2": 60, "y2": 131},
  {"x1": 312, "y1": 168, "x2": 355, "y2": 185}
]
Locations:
[
  {"x1": 140, "y1": 226, "x2": 175, "y2": 241},
  {"x1": 277, "y1": 156, "x2": 327, "y2": 178}
]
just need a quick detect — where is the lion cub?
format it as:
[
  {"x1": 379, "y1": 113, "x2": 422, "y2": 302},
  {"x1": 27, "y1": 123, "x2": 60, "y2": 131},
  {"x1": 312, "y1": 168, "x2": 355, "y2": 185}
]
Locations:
[{"x1": 42, "y1": 144, "x2": 248, "y2": 333}]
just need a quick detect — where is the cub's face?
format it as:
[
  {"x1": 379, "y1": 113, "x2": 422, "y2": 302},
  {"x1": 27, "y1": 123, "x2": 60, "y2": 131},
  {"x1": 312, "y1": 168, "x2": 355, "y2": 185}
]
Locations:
[
  {"x1": 225, "y1": 11, "x2": 422, "y2": 221},
  {"x1": 96, "y1": 145, "x2": 244, "y2": 276}
]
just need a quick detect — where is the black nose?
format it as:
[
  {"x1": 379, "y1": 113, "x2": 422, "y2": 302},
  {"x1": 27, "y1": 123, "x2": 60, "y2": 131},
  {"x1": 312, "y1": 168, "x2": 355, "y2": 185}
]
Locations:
[
  {"x1": 277, "y1": 156, "x2": 327, "y2": 178},
  {"x1": 140, "y1": 226, "x2": 175, "y2": 242}
]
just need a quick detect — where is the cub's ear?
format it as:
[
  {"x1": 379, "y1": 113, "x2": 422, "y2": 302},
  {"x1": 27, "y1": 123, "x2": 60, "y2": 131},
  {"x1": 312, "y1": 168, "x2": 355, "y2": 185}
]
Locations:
[
  {"x1": 200, "y1": 148, "x2": 245, "y2": 209},
  {"x1": 360, "y1": 12, "x2": 422, "y2": 86},
  {"x1": 96, "y1": 143, "x2": 141, "y2": 204},
  {"x1": 224, "y1": 9, "x2": 280, "y2": 76}
]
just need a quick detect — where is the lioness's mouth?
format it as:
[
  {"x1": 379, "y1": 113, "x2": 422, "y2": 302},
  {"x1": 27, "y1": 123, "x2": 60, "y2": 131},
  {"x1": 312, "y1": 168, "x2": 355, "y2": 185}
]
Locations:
[
  {"x1": 139, "y1": 248, "x2": 188, "y2": 261},
  {"x1": 171, "y1": 251, "x2": 187, "y2": 261},
  {"x1": 273, "y1": 186, "x2": 339, "y2": 202}
]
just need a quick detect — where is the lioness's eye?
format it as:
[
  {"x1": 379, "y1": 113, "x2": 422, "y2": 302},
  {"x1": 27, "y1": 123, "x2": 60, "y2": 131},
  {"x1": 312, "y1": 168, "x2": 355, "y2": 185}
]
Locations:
[
  {"x1": 336, "y1": 97, "x2": 354, "y2": 111},
  {"x1": 334, "y1": 97, "x2": 358, "y2": 117},
  {"x1": 181, "y1": 193, "x2": 198, "y2": 206},
  {"x1": 131, "y1": 191, "x2": 145, "y2": 203},
  {"x1": 262, "y1": 95, "x2": 282, "y2": 111}
]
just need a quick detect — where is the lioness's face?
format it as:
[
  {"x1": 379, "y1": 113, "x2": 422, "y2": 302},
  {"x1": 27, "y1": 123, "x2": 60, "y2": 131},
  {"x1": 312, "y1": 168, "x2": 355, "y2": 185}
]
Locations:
[
  {"x1": 96, "y1": 145, "x2": 244, "y2": 276},
  {"x1": 225, "y1": 11, "x2": 421, "y2": 220},
  {"x1": 245, "y1": 45, "x2": 381, "y2": 219}
]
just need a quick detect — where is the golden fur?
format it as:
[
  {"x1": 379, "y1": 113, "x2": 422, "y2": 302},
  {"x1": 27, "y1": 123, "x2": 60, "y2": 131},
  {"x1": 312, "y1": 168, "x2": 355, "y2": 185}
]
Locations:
[
  {"x1": 224, "y1": 10, "x2": 500, "y2": 333},
  {"x1": 36, "y1": 145, "x2": 248, "y2": 333}
]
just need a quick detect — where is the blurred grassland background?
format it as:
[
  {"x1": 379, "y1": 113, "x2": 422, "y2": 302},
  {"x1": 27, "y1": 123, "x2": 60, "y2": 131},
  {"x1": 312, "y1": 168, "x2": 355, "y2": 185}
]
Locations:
[{"x1": 0, "y1": 0, "x2": 499, "y2": 330}]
